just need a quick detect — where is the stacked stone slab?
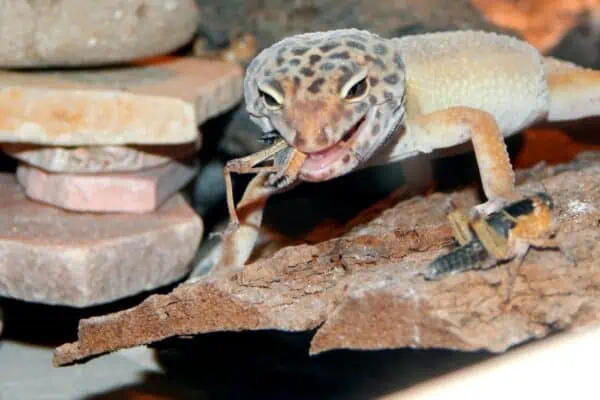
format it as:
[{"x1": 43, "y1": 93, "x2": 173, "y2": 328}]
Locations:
[{"x1": 0, "y1": 1, "x2": 244, "y2": 307}]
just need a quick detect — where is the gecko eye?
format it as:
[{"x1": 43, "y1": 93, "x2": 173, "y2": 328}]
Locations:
[
  {"x1": 341, "y1": 72, "x2": 369, "y2": 103},
  {"x1": 258, "y1": 88, "x2": 283, "y2": 110}
]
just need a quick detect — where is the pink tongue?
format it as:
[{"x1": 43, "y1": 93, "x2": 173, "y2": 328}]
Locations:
[{"x1": 302, "y1": 145, "x2": 347, "y2": 171}]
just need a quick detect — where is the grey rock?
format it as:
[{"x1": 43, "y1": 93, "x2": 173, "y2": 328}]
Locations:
[{"x1": 0, "y1": 0, "x2": 201, "y2": 67}]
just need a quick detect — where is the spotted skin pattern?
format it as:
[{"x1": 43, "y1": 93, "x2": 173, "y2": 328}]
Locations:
[{"x1": 211, "y1": 29, "x2": 600, "y2": 270}]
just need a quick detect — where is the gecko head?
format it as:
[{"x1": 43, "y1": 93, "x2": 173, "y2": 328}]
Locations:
[{"x1": 244, "y1": 29, "x2": 407, "y2": 182}]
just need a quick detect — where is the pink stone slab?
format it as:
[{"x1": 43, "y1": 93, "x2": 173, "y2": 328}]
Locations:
[
  {"x1": 17, "y1": 160, "x2": 198, "y2": 213},
  {"x1": 0, "y1": 173, "x2": 203, "y2": 307}
]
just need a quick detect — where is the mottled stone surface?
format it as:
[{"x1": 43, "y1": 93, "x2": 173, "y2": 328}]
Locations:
[
  {"x1": 0, "y1": 58, "x2": 243, "y2": 146},
  {"x1": 2, "y1": 141, "x2": 199, "y2": 173},
  {"x1": 0, "y1": 174, "x2": 203, "y2": 307},
  {"x1": 0, "y1": 0, "x2": 200, "y2": 67},
  {"x1": 54, "y1": 153, "x2": 600, "y2": 365},
  {"x1": 17, "y1": 159, "x2": 198, "y2": 213}
]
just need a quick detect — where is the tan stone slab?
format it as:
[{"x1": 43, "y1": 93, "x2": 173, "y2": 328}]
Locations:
[
  {"x1": 0, "y1": 173, "x2": 203, "y2": 307},
  {"x1": 0, "y1": 58, "x2": 243, "y2": 145},
  {"x1": 53, "y1": 153, "x2": 600, "y2": 364},
  {"x1": 0, "y1": 0, "x2": 200, "y2": 68},
  {"x1": 2, "y1": 140, "x2": 200, "y2": 173},
  {"x1": 17, "y1": 160, "x2": 198, "y2": 213}
]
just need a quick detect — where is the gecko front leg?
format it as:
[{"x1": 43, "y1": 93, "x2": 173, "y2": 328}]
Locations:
[{"x1": 409, "y1": 106, "x2": 519, "y2": 215}]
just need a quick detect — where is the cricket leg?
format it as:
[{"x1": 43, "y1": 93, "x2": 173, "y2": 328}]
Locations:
[
  {"x1": 267, "y1": 147, "x2": 307, "y2": 188},
  {"x1": 469, "y1": 215, "x2": 510, "y2": 260},
  {"x1": 447, "y1": 208, "x2": 475, "y2": 246},
  {"x1": 544, "y1": 57, "x2": 600, "y2": 122},
  {"x1": 503, "y1": 241, "x2": 530, "y2": 303},
  {"x1": 224, "y1": 139, "x2": 288, "y2": 225},
  {"x1": 218, "y1": 173, "x2": 283, "y2": 269},
  {"x1": 410, "y1": 107, "x2": 518, "y2": 216}
]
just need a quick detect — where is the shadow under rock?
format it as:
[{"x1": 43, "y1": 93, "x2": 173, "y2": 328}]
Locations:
[{"x1": 147, "y1": 330, "x2": 492, "y2": 400}]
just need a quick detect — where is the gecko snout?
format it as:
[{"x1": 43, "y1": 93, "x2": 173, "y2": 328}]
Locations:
[{"x1": 292, "y1": 125, "x2": 336, "y2": 153}]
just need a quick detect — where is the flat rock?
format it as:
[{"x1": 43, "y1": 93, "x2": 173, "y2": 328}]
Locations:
[
  {"x1": 17, "y1": 159, "x2": 198, "y2": 213},
  {"x1": 0, "y1": 0, "x2": 200, "y2": 68},
  {"x1": 0, "y1": 57, "x2": 243, "y2": 146},
  {"x1": 53, "y1": 153, "x2": 600, "y2": 365},
  {"x1": 1, "y1": 141, "x2": 200, "y2": 173},
  {"x1": 0, "y1": 173, "x2": 203, "y2": 307}
]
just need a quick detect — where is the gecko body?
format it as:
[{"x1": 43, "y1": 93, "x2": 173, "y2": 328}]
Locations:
[{"x1": 214, "y1": 29, "x2": 600, "y2": 270}]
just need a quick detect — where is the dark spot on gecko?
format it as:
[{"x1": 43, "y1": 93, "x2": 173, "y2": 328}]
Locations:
[
  {"x1": 289, "y1": 58, "x2": 301, "y2": 66},
  {"x1": 369, "y1": 76, "x2": 379, "y2": 87},
  {"x1": 277, "y1": 67, "x2": 289, "y2": 75},
  {"x1": 329, "y1": 51, "x2": 350, "y2": 60},
  {"x1": 394, "y1": 53, "x2": 405, "y2": 69},
  {"x1": 346, "y1": 41, "x2": 366, "y2": 51},
  {"x1": 317, "y1": 130, "x2": 329, "y2": 146},
  {"x1": 372, "y1": 123, "x2": 380, "y2": 136},
  {"x1": 355, "y1": 102, "x2": 369, "y2": 114},
  {"x1": 309, "y1": 54, "x2": 322, "y2": 65},
  {"x1": 342, "y1": 154, "x2": 351, "y2": 163},
  {"x1": 267, "y1": 79, "x2": 284, "y2": 96},
  {"x1": 293, "y1": 76, "x2": 301, "y2": 89},
  {"x1": 383, "y1": 73, "x2": 400, "y2": 85},
  {"x1": 338, "y1": 65, "x2": 350, "y2": 73},
  {"x1": 373, "y1": 57, "x2": 386, "y2": 70},
  {"x1": 307, "y1": 77, "x2": 326, "y2": 94},
  {"x1": 373, "y1": 44, "x2": 388, "y2": 55},
  {"x1": 294, "y1": 136, "x2": 307, "y2": 147},
  {"x1": 328, "y1": 167, "x2": 336, "y2": 176},
  {"x1": 300, "y1": 67, "x2": 315, "y2": 77},
  {"x1": 387, "y1": 100, "x2": 398, "y2": 110},
  {"x1": 292, "y1": 47, "x2": 310, "y2": 56},
  {"x1": 319, "y1": 43, "x2": 340, "y2": 52},
  {"x1": 320, "y1": 62, "x2": 335, "y2": 71},
  {"x1": 337, "y1": 70, "x2": 354, "y2": 93},
  {"x1": 369, "y1": 95, "x2": 377, "y2": 105},
  {"x1": 375, "y1": 110, "x2": 381, "y2": 119},
  {"x1": 276, "y1": 57, "x2": 285, "y2": 67},
  {"x1": 264, "y1": 69, "x2": 272, "y2": 77},
  {"x1": 383, "y1": 91, "x2": 394, "y2": 101}
]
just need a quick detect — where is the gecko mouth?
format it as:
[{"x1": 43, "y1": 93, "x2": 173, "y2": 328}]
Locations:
[{"x1": 301, "y1": 116, "x2": 366, "y2": 172}]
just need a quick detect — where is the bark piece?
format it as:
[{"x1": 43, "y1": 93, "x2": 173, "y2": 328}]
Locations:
[
  {"x1": 0, "y1": 173, "x2": 203, "y2": 307},
  {"x1": 54, "y1": 154, "x2": 600, "y2": 365},
  {"x1": 0, "y1": 58, "x2": 243, "y2": 146},
  {"x1": 16, "y1": 159, "x2": 198, "y2": 213},
  {"x1": 0, "y1": 0, "x2": 200, "y2": 68}
]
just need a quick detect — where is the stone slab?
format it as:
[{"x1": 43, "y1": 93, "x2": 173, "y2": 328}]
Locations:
[
  {"x1": 1, "y1": 140, "x2": 200, "y2": 173},
  {"x1": 0, "y1": 173, "x2": 203, "y2": 307},
  {"x1": 53, "y1": 153, "x2": 600, "y2": 364},
  {"x1": 0, "y1": 57, "x2": 243, "y2": 145},
  {"x1": 17, "y1": 159, "x2": 198, "y2": 213},
  {"x1": 0, "y1": 0, "x2": 201, "y2": 68}
]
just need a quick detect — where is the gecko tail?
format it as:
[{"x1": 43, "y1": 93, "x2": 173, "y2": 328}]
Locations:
[{"x1": 544, "y1": 56, "x2": 600, "y2": 122}]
